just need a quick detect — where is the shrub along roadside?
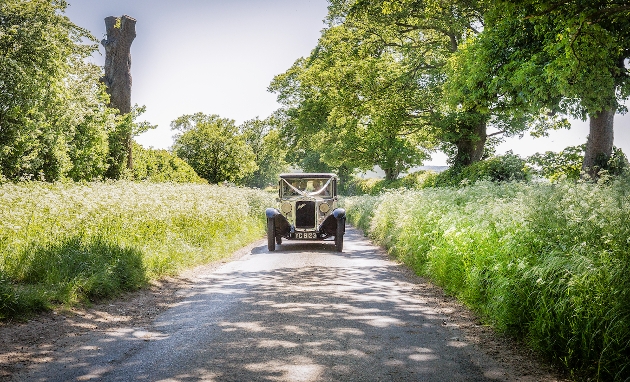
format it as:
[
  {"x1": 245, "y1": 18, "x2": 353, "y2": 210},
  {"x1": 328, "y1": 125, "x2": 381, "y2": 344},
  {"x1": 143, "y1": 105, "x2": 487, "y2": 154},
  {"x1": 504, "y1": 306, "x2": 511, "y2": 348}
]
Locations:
[
  {"x1": 342, "y1": 170, "x2": 439, "y2": 196},
  {"x1": 341, "y1": 152, "x2": 531, "y2": 197},
  {"x1": 342, "y1": 179, "x2": 630, "y2": 381},
  {"x1": 0, "y1": 181, "x2": 274, "y2": 320}
]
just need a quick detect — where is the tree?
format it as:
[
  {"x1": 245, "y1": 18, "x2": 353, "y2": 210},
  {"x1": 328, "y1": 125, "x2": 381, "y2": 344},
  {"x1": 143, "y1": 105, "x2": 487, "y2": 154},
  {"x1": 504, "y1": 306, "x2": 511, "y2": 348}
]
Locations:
[
  {"x1": 239, "y1": 118, "x2": 288, "y2": 188},
  {"x1": 171, "y1": 113, "x2": 256, "y2": 184},
  {"x1": 102, "y1": 15, "x2": 137, "y2": 170},
  {"x1": 65, "y1": 59, "x2": 117, "y2": 181},
  {"x1": 528, "y1": 145, "x2": 628, "y2": 182},
  {"x1": 269, "y1": 69, "x2": 338, "y2": 175},
  {"x1": 105, "y1": 104, "x2": 156, "y2": 180},
  {"x1": 0, "y1": 0, "x2": 115, "y2": 181},
  {"x1": 131, "y1": 143, "x2": 205, "y2": 183},
  {"x1": 341, "y1": 0, "x2": 581, "y2": 169},
  {"x1": 345, "y1": 0, "x2": 491, "y2": 168},
  {"x1": 270, "y1": 15, "x2": 433, "y2": 180},
  {"x1": 450, "y1": 1, "x2": 630, "y2": 178},
  {"x1": 272, "y1": 0, "x2": 551, "y2": 174}
]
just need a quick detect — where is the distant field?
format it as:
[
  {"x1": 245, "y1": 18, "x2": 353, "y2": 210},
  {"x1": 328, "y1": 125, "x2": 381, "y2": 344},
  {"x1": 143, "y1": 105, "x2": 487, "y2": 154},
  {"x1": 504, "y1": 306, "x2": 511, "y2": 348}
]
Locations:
[
  {"x1": 0, "y1": 181, "x2": 274, "y2": 319},
  {"x1": 342, "y1": 178, "x2": 630, "y2": 381}
]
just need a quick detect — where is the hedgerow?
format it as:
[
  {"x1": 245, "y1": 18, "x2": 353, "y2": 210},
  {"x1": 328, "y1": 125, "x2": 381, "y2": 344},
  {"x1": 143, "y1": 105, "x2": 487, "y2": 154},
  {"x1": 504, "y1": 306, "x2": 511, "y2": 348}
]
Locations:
[
  {"x1": 0, "y1": 181, "x2": 274, "y2": 319},
  {"x1": 342, "y1": 178, "x2": 630, "y2": 381}
]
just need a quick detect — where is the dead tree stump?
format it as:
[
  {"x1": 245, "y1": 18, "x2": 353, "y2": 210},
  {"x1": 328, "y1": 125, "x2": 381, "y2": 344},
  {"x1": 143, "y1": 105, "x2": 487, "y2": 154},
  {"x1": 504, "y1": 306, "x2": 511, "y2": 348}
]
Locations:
[{"x1": 102, "y1": 15, "x2": 136, "y2": 170}]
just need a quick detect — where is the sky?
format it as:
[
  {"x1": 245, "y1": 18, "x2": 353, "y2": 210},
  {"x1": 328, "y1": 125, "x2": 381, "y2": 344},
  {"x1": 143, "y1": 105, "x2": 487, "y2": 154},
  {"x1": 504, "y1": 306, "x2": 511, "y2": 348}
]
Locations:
[{"x1": 64, "y1": 0, "x2": 629, "y2": 167}]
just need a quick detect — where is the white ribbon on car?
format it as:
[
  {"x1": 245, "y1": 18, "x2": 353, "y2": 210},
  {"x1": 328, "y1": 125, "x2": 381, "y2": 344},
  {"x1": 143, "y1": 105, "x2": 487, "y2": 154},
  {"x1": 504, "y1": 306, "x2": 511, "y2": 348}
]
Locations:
[{"x1": 282, "y1": 177, "x2": 333, "y2": 197}]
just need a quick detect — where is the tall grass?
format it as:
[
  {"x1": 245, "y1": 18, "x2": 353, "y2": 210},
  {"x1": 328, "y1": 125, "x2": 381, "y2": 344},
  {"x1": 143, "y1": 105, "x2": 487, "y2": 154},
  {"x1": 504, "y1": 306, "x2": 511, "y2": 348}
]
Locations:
[
  {"x1": 0, "y1": 181, "x2": 274, "y2": 319},
  {"x1": 342, "y1": 178, "x2": 630, "y2": 381}
]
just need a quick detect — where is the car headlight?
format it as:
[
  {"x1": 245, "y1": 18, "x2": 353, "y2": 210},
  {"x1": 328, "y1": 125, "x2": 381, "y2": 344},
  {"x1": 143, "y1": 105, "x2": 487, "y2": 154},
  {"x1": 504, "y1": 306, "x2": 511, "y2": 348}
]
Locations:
[
  {"x1": 319, "y1": 202, "x2": 330, "y2": 213},
  {"x1": 281, "y1": 201, "x2": 292, "y2": 213}
]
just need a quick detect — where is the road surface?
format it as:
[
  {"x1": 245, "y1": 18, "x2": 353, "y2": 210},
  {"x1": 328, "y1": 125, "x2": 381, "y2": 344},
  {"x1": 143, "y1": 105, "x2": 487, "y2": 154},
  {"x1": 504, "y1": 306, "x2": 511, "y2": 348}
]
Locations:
[{"x1": 12, "y1": 227, "x2": 543, "y2": 381}]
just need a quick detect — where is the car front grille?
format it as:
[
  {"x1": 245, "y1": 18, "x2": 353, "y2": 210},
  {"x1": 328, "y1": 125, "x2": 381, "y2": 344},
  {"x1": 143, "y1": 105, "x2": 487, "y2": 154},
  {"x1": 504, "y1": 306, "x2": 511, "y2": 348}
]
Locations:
[{"x1": 295, "y1": 201, "x2": 316, "y2": 228}]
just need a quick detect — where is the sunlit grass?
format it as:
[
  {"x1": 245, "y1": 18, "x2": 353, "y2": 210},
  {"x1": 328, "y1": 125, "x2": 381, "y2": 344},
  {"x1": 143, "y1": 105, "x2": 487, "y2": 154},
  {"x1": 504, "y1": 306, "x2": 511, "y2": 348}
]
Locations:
[
  {"x1": 0, "y1": 181, "x2": 274, "y2": 319},
  {"x1": 342, "y1": 178, "x2": 630, "y2": 381}
]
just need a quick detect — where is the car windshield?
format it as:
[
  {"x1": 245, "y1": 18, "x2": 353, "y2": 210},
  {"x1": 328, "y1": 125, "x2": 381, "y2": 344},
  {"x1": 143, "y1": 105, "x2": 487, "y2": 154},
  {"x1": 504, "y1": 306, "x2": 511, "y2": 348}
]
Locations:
[{"x1": 281, "y1": 177, "x2": 333, "y2": 197}]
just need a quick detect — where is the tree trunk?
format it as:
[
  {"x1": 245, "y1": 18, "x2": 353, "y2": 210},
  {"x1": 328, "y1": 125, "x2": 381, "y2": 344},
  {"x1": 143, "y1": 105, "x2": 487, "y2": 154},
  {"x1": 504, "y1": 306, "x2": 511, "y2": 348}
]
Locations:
[
  {"x1": 453, "y1": 118, "x2": 487, "y2": 167},
  {"x1": 102, "y1": 15, "x2": 136, "y2": 170},
  {"x1": 383, "y1": 167, "x2": 399, "y2": 181},
  {"x1": 582, "y1": 108, "x2": 615, "y2": 179}
]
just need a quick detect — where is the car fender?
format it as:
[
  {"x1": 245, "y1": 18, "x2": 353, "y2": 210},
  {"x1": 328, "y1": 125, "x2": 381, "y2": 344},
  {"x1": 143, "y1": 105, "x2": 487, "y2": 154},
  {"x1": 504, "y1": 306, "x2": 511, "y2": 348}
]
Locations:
[
  {"x1": 333, "y1": 208, "x2": 346, "y2": 220},
  {"x1": 266, "y1": 208, "x2": 279, "y2": 219}
]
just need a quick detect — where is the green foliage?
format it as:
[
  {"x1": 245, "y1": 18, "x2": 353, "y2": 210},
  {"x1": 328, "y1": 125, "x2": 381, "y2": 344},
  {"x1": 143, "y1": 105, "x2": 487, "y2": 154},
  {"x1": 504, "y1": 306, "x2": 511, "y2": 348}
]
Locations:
[
  {"x1": 239, "y1": 117, "x2": 289, "y2": 188},
  {"x1": 131, "y1": 143, "x2": 206, "y2": 183},
  {"x1": 0, "y1": 181, "x2": 275, "y2": 319},
  {"x1": 171, "y1": 113, "x2": 257, "y2": 184},
  {"x1": 342, "y1": 171, "x2": 439, "y2": 196},
  {"x1": 528, "y1": 145, "x2": 585, "y2": 182},
  {"x1": 447, "y1": 0, "x2": 630, "y2": 177},
  {"x1": 342, "y1": 178, "x2": 630, "y2": 380},
  {"x1": 272, "y1": 0, "x2": 565, "y2": 173},
  {"x1": 131, "y1": 105, "x2": 158, "y2": 137},
  {"x1": 105, "y1": 112, "x2": 133, "y2": 180},
  {"x1": 528, "y1": 145, "x2": 629, "y2": 182},
  {"x1": 449, "y1": 1, "x2": 630, "y2": 118},
  {"x1": 269, "y1": 5, "x2": 438, "y2": 179},
  {"x1": 63, "y1": 61, "x2": 115, "y2": 181},
  {"x1": 0, "y1": 0, "x2": 116, "y2": 182},
  {"x1": 435, "y1": 152, "x2": 531, "y2": 187},
  {"x1": 9, "y1": 238, "x2": 146, "y2": 309},
  {"x1": 606, "y1": 147, "x2": 630, "y2": 177}
]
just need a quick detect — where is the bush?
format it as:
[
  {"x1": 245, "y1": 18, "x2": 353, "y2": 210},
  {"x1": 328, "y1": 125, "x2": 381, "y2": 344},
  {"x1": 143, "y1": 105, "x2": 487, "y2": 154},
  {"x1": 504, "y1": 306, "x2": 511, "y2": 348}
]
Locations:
[
  {"x1": 527, "y1": 145, "x2": 584, "y2": 181},
  {"x1": 131, "y1": 144, "x2": 206, "y2": 183},
  {"x1": 528, "y1": 145, "x2": 629, "y2": 182},
  {"x1": 435, "y1": 152, "x2": 531, "y2": 187},
  {"x1": 342, "y1": 170, "x2": 439, "y2": 196}
]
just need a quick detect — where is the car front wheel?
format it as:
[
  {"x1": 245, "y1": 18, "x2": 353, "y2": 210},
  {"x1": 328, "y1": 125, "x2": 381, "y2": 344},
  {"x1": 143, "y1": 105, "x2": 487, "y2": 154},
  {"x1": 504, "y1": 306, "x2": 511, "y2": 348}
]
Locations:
[
  {"x1": 335, "y1": 219, "x2": 345, "y2": 252},
  {"x1": 267, "y1": 218, "x2": 276, "y2": 251}
]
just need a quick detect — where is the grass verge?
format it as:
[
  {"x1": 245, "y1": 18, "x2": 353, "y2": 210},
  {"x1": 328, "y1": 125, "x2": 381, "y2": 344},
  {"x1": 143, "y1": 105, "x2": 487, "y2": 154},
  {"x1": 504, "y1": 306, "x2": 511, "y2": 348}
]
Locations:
[
  {"x1": 342, "y1": 178, "x2": 630, "y2": 381},
  {"x1": 0, "y1": 181, "x2": 274, "y2": 320}
]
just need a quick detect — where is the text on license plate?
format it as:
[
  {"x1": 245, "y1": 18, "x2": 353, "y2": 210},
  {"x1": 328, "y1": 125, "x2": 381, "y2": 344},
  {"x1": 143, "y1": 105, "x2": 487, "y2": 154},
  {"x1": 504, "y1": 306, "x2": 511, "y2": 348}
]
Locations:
[{"x1": 296, "y1": 232, "x2": 317, "y2": 239}]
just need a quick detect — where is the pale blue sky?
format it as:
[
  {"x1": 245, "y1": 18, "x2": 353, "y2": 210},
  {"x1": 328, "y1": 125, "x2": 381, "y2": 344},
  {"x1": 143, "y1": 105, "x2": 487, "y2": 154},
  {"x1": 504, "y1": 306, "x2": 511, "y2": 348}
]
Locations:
[
  {"x1": 65, "y1": 0, "x2": 329, "y2": 148},
  {"x1": 65, "y1": 1, "x2": 629, "y2": 166}
]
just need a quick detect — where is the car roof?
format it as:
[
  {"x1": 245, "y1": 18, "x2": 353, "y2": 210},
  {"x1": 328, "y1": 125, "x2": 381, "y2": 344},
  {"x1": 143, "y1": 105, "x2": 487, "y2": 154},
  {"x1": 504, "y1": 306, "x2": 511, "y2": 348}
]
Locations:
[{"x1": 279, "y1": 173, "x2": 338, "y2": 179}]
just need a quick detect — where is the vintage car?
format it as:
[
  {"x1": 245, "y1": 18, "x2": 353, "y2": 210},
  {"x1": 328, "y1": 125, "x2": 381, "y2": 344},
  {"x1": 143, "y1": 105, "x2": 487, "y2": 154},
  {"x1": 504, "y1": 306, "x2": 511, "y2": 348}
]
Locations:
[{"x1": 265, "y1": 173, "x2": 346, "y2": 252}]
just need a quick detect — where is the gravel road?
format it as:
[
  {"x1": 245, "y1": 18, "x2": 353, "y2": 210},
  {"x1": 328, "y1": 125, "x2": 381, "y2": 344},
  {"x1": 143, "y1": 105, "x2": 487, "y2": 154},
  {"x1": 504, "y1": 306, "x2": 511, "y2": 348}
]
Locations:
[{"x1": 9, "y1": 227, "x2": 566, "y2": 382}]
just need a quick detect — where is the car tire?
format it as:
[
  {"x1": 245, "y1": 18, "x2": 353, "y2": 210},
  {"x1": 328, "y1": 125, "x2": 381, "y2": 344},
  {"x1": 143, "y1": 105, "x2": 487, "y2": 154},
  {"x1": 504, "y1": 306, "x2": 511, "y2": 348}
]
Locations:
[
  {"x1": 267, "y1": 218, "x2": 276, "y2": 251},
  {"x1": 335, "y1": 218, "x2": 345, "y2": 252}
]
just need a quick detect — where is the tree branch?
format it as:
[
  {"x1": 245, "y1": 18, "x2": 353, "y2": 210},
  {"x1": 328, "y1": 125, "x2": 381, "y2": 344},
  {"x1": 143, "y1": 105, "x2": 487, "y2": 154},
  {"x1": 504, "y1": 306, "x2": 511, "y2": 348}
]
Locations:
[{"x1": 487, "y1": 130, "x2": 507, "y2": 138}]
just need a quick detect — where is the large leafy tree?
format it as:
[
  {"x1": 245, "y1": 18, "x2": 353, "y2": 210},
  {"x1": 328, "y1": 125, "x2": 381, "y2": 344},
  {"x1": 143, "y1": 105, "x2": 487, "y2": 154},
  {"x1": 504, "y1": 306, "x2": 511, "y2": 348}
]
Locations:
[
  {"x1": 270, "y1": 11, "x2": 433, "y2": 180},
  {"x1": 346, "y1": 0, "x2": 565, "y2": 168},
  {"x1": 239, "y1": 117, "x2": 288, "y2": 189},
  {"x1": 268, "y1": 70, "x2": 338, "y2": 176},
  {"x1": 272, "y1": 0, "x2": 548, "y2": 174},
  {"x1": 450, "y1": 0, "x2": 630, "y2": 178},
  {"x1": 0, "y1": 0, "x2": 116, "y2": 181},
  {"x1": 346, "y1": 0, "x2": 489, "y2": 167},
  {"x1": 171, "y1": 113, "x2": 256, "y2": 184},
  {"x1": 64, "y1": 59, "x2": 117, "y2": 181}
]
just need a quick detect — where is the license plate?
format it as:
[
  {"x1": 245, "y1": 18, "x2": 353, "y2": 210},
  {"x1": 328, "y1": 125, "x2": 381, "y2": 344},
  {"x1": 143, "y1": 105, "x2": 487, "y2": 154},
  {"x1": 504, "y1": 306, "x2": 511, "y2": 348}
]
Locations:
[{"x1": 295, "y1": 232, "x2": 317, "y2": 239}]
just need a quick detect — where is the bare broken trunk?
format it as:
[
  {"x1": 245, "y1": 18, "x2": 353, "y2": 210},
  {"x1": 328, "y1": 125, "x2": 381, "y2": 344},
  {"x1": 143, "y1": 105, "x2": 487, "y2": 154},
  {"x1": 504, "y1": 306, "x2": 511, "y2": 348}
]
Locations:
[
  {"x1": 582, "y1": 108, "x2": 615, "y2": 179},
  {"x1": 102, "y1": 15, "x2": 136, "y2": 170}
]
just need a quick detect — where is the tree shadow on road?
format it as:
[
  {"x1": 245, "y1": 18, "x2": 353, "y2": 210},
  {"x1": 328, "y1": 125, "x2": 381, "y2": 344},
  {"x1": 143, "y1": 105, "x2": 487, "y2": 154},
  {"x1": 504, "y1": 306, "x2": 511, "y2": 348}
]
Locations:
[{"x1": 11, "y1": 227, "x2": 520, "y2": 382}]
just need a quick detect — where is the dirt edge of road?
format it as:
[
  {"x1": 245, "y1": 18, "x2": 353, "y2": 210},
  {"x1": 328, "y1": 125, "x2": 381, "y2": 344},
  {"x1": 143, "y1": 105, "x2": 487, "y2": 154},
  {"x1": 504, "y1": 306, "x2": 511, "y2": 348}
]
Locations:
[{"x1": 0, "y1": 237, "x2": 569, "y2": 382}]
